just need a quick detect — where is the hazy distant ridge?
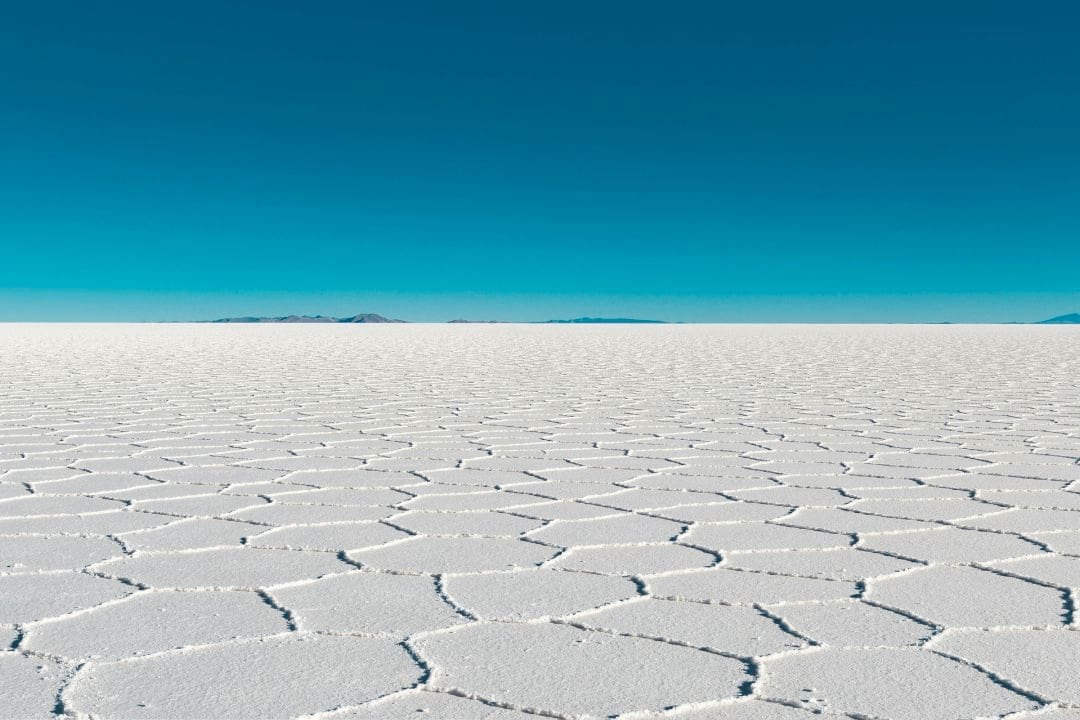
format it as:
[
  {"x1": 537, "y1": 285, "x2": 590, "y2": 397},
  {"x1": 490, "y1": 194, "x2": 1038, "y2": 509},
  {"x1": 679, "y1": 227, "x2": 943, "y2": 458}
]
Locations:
[
  {"x1": 201, "y1": 314, "x2": 669, "y2": 324},
  {"x1": 1036, "y1": 313, "x2": 1080, "y2": 324},
  {"x1": 542, "y1": 317, "x2": 668, "y2": 324},
  {"x1": 196, "y1": 313, "x2": 1076, "y2": 324},
  {"x1": 208, "y1": 313, "x2": 406, "y2": 323}
]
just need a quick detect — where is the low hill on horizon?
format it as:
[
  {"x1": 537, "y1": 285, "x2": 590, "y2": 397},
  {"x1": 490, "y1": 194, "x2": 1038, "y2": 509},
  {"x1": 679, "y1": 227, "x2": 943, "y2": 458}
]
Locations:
[
  {"x1": 542, "y1": 317, "x2": 669, "y2": 324},
  {"x1": 198, "y1": 315, "x2": 670, "y2": 324},
  {"x1": 206, "y1": 313, "x2": 406, "y2": 323},
  {"x1": 1037, "y1": 313, "x2": 1080, "y2": 324},
  {"x1": 186, "y1": 313, "x2": 1078, "y2": 324}
]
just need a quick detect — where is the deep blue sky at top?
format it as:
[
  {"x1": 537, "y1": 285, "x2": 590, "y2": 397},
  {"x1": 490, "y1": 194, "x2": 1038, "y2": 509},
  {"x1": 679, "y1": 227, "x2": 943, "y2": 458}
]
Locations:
[{"x1": 1, "y1": 1, "x2": 1078, "y2": 321}]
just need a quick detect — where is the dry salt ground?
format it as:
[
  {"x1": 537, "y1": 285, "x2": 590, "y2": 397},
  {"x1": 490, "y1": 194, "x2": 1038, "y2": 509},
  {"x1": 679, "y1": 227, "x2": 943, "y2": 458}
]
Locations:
[{"x1": 2, "y1": 323, "x2": 1080, "y2": 720}]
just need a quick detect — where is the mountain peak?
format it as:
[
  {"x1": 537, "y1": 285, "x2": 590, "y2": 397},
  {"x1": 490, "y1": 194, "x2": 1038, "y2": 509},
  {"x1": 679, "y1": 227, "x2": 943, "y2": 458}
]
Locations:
[{"x1": 337, "y1": 314, "x2": 406, "y2": 323}]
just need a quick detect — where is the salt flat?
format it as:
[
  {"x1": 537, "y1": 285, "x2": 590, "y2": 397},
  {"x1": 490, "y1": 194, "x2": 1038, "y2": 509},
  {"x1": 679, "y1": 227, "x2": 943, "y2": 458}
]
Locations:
[{"x1": 2, "y1": 323, "x2": 1080, "y2": 720}]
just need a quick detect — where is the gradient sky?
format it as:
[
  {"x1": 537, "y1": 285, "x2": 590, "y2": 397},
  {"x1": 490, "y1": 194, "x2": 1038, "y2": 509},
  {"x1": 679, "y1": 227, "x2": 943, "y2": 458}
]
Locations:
[{"x1": 2, "y1": 1, "x2": 1078, "y2": 322}]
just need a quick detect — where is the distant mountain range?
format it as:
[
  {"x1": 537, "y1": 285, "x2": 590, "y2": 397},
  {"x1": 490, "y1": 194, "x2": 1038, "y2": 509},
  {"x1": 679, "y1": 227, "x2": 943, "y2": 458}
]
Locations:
[
  {"x1": 542, "y1": 317, "x2": 668, "y2": 324},
  {"x1": 449, "y1": 317, "x2": 670, "y2": 323},
  {"x1": 201, "y1": 314, "x2": 668, "y2": 324},
  {"x1": 193, "y1": 312, "x2": 1079, "y2": 324},
  {"x1": 208, "y1": 314, "x2": 405, "y2": 323},
  {"x1": 1036, "y1": 313, "x2": 1080, "y2": 324}
]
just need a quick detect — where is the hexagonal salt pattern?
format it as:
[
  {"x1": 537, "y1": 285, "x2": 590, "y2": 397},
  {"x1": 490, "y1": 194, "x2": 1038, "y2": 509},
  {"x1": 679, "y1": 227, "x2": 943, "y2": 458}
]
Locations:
[{"x1": 0, "y1": 323, "x2": 1078, "y2": 718}]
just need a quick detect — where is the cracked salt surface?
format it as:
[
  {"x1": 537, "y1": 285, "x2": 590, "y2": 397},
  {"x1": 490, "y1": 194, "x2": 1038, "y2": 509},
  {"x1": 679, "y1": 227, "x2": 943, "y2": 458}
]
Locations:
[{"x1": 1, "y1": 323, "x2": 1079, "y2": 719}]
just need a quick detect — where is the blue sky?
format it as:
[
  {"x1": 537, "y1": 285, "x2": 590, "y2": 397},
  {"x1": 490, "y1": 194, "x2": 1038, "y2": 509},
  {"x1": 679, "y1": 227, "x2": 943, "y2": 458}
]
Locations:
[{"x1": 2, "y1": 1, "x2": 1077, "y2": 322}]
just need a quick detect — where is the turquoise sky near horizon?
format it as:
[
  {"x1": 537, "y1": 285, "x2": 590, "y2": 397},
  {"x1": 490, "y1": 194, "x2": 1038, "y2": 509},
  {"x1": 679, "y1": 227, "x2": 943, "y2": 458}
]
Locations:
[{"x1": 2, "y1": 1, "x2": 1078, "y2": 322}]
